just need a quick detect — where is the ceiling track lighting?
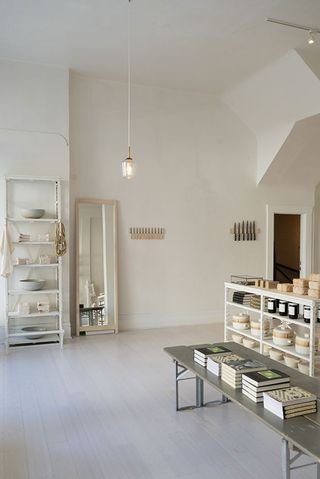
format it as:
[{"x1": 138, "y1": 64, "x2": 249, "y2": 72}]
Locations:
[
  {"x1": 266, "y1": 18, "x2": 320, "y2": 45},
  {"x1": 122, "y1": 0, "x2": 135, "y2": 179}
]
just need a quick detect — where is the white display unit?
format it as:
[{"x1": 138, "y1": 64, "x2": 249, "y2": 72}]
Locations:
[
  {"x1": 224, "y1": 282, "x2": 320, "y2": 376},
  {"x1": 4, "y1": 176, "x2": 64, "y2": 350}
]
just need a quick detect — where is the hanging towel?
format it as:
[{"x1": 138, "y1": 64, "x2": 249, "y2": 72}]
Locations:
[{"x1": 0, "y1": 226, "x2": 14, "y2": 277}]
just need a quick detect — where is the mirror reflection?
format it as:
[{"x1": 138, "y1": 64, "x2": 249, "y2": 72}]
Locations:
[{"x1": 76, "y1": 199, "x2": 118, "y2": 335}]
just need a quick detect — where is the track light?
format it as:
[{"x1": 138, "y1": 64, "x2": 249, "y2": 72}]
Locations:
[
  {"x1": 266, "y1": 18, "x2": 320, "y2": 46},
  {"x1": 308, "y1": 31, "x2": 315, "y2": 45}
]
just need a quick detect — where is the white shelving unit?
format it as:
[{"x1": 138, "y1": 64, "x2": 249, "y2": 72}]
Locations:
[
  {"x1": 4, "y1": 176, "x2": 64, "y2": 350},
  {"x1": 224, "y1": 282, "x2": 320, "y2": 376}
]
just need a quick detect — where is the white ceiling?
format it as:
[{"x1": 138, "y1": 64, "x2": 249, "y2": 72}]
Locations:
[{"x1": 1, "y1": 0, "x2": 320, "y2": 93}]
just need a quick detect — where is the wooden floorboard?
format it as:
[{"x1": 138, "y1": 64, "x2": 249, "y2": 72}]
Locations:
[{"x1": 1, "y1": 323, "x2": 318, "y2": 478}]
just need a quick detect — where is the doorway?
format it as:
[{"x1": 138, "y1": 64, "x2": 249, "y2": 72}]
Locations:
[
  {"x1": 274, "y1": 214, "x2": 300, "y2": 282},
  {"x1": 266, "y1": 205, "x2": 313, "y2": 281}
]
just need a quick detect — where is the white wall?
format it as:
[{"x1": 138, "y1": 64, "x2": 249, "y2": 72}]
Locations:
[
  {"x1": 0, "y1": 60, "x2": 71, "y2": 341},
  {"x1": 70, "y1": 73, "x2": 314, "y2": 332}
]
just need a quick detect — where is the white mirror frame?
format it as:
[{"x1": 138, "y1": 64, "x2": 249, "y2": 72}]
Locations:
[{"x1": 75, "y1": 198, "x2": 118, "y2": 336}]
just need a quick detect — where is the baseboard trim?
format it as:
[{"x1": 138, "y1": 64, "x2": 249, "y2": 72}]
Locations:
[{"x1": 119, "y1": 310, "x2": 223, "y2": 331}]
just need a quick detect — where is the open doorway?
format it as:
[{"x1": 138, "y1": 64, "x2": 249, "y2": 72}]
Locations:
[
  {"x1": 266, "y1": 205, "x2": 313, "y2": 281},
  {"x1": 274, "y1": 214, "x2": 300, "y2": 282}
]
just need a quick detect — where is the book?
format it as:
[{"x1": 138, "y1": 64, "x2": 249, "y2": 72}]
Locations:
[
  {"x1": 242, "y1": 388, "x2": 264, "y2": 403},
  {"x1": 242, "y1": 369, "x2": 290, "y2": 387},
  {"x1": 263, "y1": 386, "x2": 317, "y2": 418},
  {"x1": 285, "y1": 408, "x2": 317, "y2": 419},
  {"x1": 193, "y1": 345, "x2": 232, "y2": 359},
  {"x1": 207, "y1": 353, "x2": 243, "y2": 376},
  {"x1": 284, "y1": 401, "x2": 317, "y2": 413},
  {"x1": 221, "y1": 358, "x2": 266, "y2": 375},
  {"x1": 242, "y1": 380, "x2": 291, "y2": 394}
]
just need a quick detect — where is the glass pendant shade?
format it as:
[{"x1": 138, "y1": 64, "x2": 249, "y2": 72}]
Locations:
[{"x1": 122, "y1": 152, "x2": 135, "y2": 179}]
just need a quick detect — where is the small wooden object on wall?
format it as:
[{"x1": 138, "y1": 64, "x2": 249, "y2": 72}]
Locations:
[
  {"x1": 230, "y1": 220, "x2": 260, "y2": 241},
  {"x1": 129, "y1": 227, "x2": 165, "y2": 240}
]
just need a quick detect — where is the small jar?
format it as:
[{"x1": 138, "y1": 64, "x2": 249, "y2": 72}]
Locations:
[
  {"x1": 267, "y1": 298, "x2": 277, "y2": 313},
  {"x1": 288, "y1": 302, "x2": 298, "y2": 319},
  {"x1": 232, "y1": 313, "x2": 250, "y2": 330},
  {"x1": 279, "y1": 300, "x2": 288, "y2": 316},
  {"x1": 295, "y1": 334, "x2": 310, "y2": 355},
  {"x1": 304, "y1": 306, "x2": 311, "y2": 324},
  {"x1": 273, "y1": 322, "x2": 294, "y2": 346}
]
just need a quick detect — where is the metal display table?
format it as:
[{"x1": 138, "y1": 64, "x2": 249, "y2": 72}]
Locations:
[{"x1": 164, "y1": 342, "x2": 320, "y2": 479}]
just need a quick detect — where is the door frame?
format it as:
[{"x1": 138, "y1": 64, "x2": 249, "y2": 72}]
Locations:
[{"x1": 266, "y1": 205, "x2": 313, "y2": 280}]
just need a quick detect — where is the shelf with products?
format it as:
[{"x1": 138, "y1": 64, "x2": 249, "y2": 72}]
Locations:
[
  {"x1": 225, "y1": 281, "x2": 320, "y2": 376},
  {"x1": 4, "y1": 176, "x2": 64, "y2": 350}
]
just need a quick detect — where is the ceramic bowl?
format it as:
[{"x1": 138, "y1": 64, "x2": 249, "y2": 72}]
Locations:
[
  {"x1": 243, "y1": 338, "x2": 257, "y2": 349},
  {"x1": 298, "y1": 361, "x2": 309, "y2": 374},
  {"x1": 269, "y1": 349, "x2": 284, "y2": 361},
  {"x1": 232, "y1": 333, "x2": 243, "y2": 344},
  {"x1": 295, "y1": 344, "x2": 310, "y2": 355},
  {"x1": 284, "y1": 355, "x2": 299, "y2": 368},
  {"x1": 19, "y1": 279, "x2": 45, "y2": 291},
  {"x1": 21, "y1": 326, "x2": 47, "y2": 339},
  {"x1": 21, "y1": 208, "x2": 45, "y2": 219},
  {"x1": 273, "y1": 336, "x2": 293, "y2": 346}
]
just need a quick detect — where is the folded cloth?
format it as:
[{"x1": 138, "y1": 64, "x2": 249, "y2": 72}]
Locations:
[{"x1": 0, "y1": 226, "x2": 14, "y2": 277}]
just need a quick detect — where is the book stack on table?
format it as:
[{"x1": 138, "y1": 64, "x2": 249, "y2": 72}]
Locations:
[
  {"x1": 207, "y1": 353, "x2": 243, "y2": 376},
  {"x1": 221, "y1": 359, "x2": 267, "y2": 389},
  {"x1": 263, "y1": 386, "x2": 318, "y2": 419},
  {"x1": 193, "y1": 345, "x2": 231, "y2": 367},
  {"x1": 242, "y1": 369, "x2": 290, "y2": 403}
]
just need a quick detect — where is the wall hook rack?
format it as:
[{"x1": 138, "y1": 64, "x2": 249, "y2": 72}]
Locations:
[{"x1": 129, "y1": 227, "x2": 165, "y2": 240}]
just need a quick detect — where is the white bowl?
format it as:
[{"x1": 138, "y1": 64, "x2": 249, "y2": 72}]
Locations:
[
  {"x1": 284, "y1": 355, "x2": 299, "y2": 368},
  {"x1": 21, "y1": 326, "x2": 47, "y2": 339},
  {"x1": 21, "y1": 208, "x2": 45, "y2": 219},
  {"x1": 232, "y1": 322, "x2": 250, "y2": 330},
  {"x1": 243, "y1": 338, "x2": 257, "y2": 349},
  {"x1": 269, "y1": 349, "x2": 284, "y2": 361},
  {"x1": 295, "y1": 344, "x2": 310, "y2": 355},
  {"x1": 273, "y1": 337, "x2": 293, "y2": 347},
  {"x1": 298, "y1": 362, "x2": 309, "y2": 374},
  {"x1": 19, "y1": 279, "x2": 45, "y2": 291},
  {"x1": 232, "y1": 334, "x2": 243, "y2": 344}
]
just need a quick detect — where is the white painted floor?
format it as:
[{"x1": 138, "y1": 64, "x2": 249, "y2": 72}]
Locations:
[{"x1": 0, "y1": 324, "x2": 317, "y2": 479}]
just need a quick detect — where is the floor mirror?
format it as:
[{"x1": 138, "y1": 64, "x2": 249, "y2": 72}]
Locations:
[{"x1": 76, "y1": 199, "x2": 118, "y2": 335}]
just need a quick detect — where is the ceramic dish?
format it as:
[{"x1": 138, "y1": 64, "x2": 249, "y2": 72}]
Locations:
[
  {"x1": 21, "y1": 326, "x2": 47, "y2": 339},
  {"x1": 231, "y1": 333, "x2": 243, "y2": 344},
  {"x1": 284, "y1": 355, "x2": 299, "y2": 368},
  {"x1": 19, "y1": 279, "x2": 45, "y2": 291},
  {"x1": 21, "y1": 208, "x2": 45, "y2": 219},
  {"x1": 243, "y1": 338, "x2": 257, "y2": 349},
  {"x1": 269, "y1": 349, "x2": 284, "y2": 361},
  {"x1": 298, "y1": 361, "x2": 309, "y2": 374}
]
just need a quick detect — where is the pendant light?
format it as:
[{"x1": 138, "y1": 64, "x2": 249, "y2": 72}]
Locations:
[{"x1": 122, "y1": 0, "x2": 135, "y2": 179}]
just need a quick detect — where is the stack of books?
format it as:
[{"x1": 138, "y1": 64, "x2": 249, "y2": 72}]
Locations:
[
  {"x1": 263, "y1": 386, "x2": 317, "y2": 419},
  {"x1": 207, "y1": 353, "x2": 243, "y2": 376},
  {"x1": 232, "y1": 291, "x2": 253, "y2": 305},
  {"x1": 242, "y1": 369, "x2": 290, "y2": 403},
  {"x1": 221, "y1": 358, "x2": 266, "y2": 389},
  {"x1": 193, "y1": 345, "x2": 231, "y2": 367}
]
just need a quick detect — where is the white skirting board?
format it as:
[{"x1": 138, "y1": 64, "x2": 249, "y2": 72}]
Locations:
[{"x1": 119, "y1": 310, "x2": 223, "y2": 330}]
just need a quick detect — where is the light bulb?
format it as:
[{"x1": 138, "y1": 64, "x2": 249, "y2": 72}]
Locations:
[
  {"x1": 122, "y1": 156, "x2": 135, "y2": 179},
  {"x1": 308, "y1": 31, "x2": 315, "y2": 44}
]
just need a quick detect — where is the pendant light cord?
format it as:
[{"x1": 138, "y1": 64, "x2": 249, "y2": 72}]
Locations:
[{"x1": 127, "y1": 0, "x2": 131, "y2": 158}]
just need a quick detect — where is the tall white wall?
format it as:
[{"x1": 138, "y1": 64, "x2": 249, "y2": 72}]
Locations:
[
  {"x1": 0, "y1": 60, "x2": 71, "y2": 341},
  {"x1": 69, "y1": 73, "x2": 314, "y2": 332}
]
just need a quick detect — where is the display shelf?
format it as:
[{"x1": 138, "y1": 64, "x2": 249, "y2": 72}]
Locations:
[
  {"x1": 13, "y1": 241, "x2": 55, "y2": 245},
  {"x1": 8, "y1": 311, "x2": 59, "y2": 318},
  {"x1": 262, "y1": 311, "x2": 311, "y2": 329},
  {"x1": 8, "y1": 288, "x2": 59, "y2": 295},
  {"x1": 4, "y1": 176, "x2": 64, "y2": 350},
  {"x1": 261, "y1": 339, "x2": 311, "y2": 361},
  {"x1": 225, "y1": 281, "x2": 320, "y2": 376},
  {"x1": 13, "y1": 263, "x2": 58, "y2": 268},
  {"x1": 7, "y1": 218, "x2": 58, "y2": 223},
  {"x1": 225, "y1": 301, "x2": 260, "y2": 314}
]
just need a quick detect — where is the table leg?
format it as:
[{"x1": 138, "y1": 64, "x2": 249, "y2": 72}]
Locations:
[
  {"x1": 317, "y1": 462, "x2": 320, "y2": 479},
  {"x1": 196, "y1": 377, "x2": 204, "y2": 407},
  {"x1": 282, "y1": 438, "x2": 290, "y2": 479}
]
